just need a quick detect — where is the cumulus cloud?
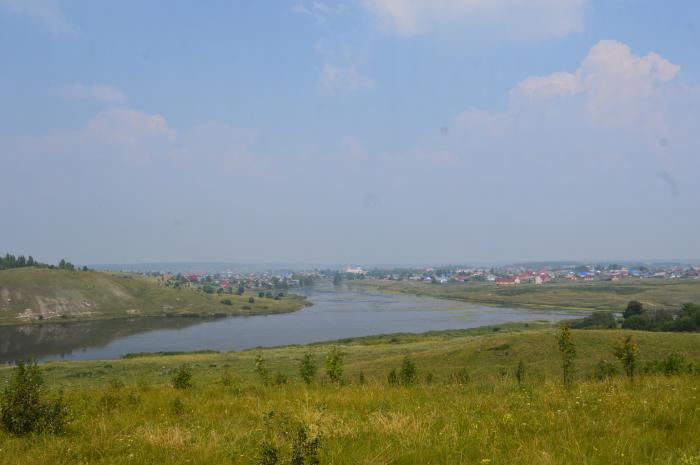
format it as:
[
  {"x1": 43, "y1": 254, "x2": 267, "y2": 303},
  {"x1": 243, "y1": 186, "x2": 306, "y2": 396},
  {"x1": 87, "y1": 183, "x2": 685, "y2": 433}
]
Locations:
[
  {"x1": 510, "y1": 40, "x2": 680, "y2": 132},
  {"x1": 54, "y1": 83, "x2": 126, "y2": 103},
  {"x1": 362, "y1": 0, "x2": 587, "y2": 39},
  {"x1": 0, "y1": 0, "x2": 76, "y2": 35}
]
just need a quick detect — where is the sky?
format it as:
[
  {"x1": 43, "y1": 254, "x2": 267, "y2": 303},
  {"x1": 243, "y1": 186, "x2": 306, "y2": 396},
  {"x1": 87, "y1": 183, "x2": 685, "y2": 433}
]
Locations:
[{"x1": 1, "y1": 0, "x2": 699, "y2": 266}]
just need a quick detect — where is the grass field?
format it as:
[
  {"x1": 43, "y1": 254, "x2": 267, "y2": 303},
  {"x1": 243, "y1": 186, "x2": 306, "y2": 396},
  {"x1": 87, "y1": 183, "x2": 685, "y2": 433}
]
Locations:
[
  {"x1": 351, "y1": 278, "x2": 700, "y2": 312},
  {"x1": 0, "y1": 268, "x2": 307, "y2": 326},
  {"x1": 1, "y1": 326, "x2": 699, "y2": 464}
]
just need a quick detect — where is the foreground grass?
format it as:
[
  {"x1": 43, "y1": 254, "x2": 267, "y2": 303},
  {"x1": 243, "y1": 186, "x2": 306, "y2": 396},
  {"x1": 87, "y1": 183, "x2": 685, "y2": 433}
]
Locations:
[
  {"x1": 351, "y1": 278, "x2": 700, "y2": 312},
  {"x1": 0, "y1": 268, "x2": 306, "y2": 325},
  {"x1": 1, "y1": 328, "x2": 700, "y2": 464}
]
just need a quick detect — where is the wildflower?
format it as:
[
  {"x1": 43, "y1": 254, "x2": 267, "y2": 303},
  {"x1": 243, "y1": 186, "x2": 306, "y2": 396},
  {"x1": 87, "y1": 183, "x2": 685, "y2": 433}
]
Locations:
[{"x1": 480, "y1": 459, "x2": 492, "y2": 464}]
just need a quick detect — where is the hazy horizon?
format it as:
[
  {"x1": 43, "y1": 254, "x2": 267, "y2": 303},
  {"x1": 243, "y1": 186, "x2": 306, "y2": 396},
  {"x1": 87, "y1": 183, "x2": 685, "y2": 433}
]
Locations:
[{"x1": 2, "y1": 1, "x2": 699, "y2": 265}]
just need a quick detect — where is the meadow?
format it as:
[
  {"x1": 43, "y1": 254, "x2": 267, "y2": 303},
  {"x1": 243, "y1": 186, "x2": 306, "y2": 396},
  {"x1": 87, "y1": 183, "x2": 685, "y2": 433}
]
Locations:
[
  {"x1": 0, "y1": 268, "x2": 306, "y2": 326},
  {"x1": 351, "y1": 278, "x2": 700, "y2": 312},
  {"x1": 1, "y1": 325, "x2": 699, "y2": 464}
]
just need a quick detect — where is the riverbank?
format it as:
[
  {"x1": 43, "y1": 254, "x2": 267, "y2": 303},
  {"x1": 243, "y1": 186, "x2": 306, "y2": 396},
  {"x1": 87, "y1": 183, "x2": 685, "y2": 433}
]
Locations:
[
  {"x1": 1, "y1": 326, "x2": 699, "y2": 464},
  {"x1": 348, "y1": 278, "x2": 700, "y2": 312},
  {"x1": 1, "y1": 286, "x2": 584, "y2": 362},
  {"x1": 0, "y1": 268, "x2": 308, "y2": 326}
]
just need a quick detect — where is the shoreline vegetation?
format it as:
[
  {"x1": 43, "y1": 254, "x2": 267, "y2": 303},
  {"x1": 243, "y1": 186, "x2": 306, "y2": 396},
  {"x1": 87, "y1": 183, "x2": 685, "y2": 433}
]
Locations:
[
  {"x1": 0, "y1": 268, "x2": 308, "y2": 327},
  {"x1": 1, "y1": 325, "x2": 700, "y2": 464},
  {"x1": 348, "y1": 277, "x2": 700, "y2": 312}
]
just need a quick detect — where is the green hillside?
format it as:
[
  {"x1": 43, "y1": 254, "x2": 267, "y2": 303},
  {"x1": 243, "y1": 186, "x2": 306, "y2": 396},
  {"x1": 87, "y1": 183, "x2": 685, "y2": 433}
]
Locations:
[
  {"x1": 0, "y1": 268, "x2": 306, "y2": 325},
  {"x1": 1, "y1": 326, "x2": 699, "y2": 464},
  {"x1": 352, "y1": 278, "x2": 700, "y2": 311}
]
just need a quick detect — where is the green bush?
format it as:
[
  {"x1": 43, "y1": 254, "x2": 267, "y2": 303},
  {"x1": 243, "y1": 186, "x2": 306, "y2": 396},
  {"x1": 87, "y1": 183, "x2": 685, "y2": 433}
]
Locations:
[
  {"x1": 663, "y1": 352, "x2": 686, "y2": 376},
  {"x1": 0, "y1": 361, "x2": 69, "y2": 435},
  {"x1": 325, "y1": 347, "x2": 344, "y2": 384},
  {"x1": 399, "y1": 356, "x2": 417, "y2": 386},
  {"x1": 594, "y1": 360, "x2": 618, "y2": 381},
  {"x1": 172, "y1": 364, "x2": 193, "y2": 389},
  {"x1": 299, "y1": 353, "x2": 317, "y2": 385}
]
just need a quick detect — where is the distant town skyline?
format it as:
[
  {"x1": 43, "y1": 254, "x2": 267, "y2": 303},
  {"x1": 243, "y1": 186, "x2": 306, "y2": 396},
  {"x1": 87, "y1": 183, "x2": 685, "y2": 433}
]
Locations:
[{"x1": 2, "y1": 1, "x2": 699, "y2": 264}]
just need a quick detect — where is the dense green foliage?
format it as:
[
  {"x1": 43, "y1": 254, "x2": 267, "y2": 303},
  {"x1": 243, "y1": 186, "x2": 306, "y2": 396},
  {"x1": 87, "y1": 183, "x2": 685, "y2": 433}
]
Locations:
[
  {"x1": 622, "y1": 303, "x2": 700, "y2": 332},
  {"x1": 0, "y1": 361, "x2": 68, "y2": 435},
  {"x1": 571, "y1": 311, "x2": 617, "y2": 329}
]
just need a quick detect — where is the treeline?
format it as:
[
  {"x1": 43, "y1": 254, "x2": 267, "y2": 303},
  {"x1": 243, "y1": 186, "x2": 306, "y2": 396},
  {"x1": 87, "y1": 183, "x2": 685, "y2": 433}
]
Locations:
[
  {"x1": 0, "y1": 253, "x2": 81, "y2": 271},
  {"x1": 573, "y1": 300, "x2": 700, "y2": 332}
]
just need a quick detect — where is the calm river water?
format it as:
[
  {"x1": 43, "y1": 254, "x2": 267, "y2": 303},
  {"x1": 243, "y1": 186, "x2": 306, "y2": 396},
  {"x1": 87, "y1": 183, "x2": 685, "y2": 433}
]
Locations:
[{"x1": 0, "y1": 285, "x2": 586, "y2": 362}]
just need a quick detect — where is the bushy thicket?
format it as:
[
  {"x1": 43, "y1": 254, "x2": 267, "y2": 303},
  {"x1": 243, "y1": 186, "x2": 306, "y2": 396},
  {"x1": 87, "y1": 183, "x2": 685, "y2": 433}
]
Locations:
[
  {"x1": 0, "y1": 361, "x2": 68, "y2": 435},
  {"x1": 622, "y1": 303, "x2": 700, "y2": 332}
]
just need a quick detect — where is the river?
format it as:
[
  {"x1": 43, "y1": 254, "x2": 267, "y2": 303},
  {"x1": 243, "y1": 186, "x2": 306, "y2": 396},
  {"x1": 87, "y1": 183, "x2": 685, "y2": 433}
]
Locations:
[{"x1": 0, "y1": 284, "x2": 586, "y2": 362}]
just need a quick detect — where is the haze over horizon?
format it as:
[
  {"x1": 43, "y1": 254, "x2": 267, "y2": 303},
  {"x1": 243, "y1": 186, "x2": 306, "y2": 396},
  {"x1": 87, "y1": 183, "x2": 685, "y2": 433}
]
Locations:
[{"x1": 2, "y1": 1, "x2": 699, "y2": 265}]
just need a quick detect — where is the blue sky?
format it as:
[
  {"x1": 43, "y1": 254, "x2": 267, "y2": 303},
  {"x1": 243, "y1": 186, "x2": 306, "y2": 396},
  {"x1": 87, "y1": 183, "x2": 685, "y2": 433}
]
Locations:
[{"x1": 1, "y1": 0, "x2": 699, "y2": 265}]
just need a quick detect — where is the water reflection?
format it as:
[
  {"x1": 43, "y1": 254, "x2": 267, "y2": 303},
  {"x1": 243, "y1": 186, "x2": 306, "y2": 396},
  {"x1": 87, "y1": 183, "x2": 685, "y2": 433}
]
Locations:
[{"x1": 0, "y1": 285, "x2": 586, "y2": 363}]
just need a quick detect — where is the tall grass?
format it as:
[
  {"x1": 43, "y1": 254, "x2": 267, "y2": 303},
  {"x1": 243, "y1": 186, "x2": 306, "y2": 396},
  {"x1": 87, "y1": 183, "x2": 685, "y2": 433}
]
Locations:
[{"x1": 1, "y1": 328, "x2": 699, "y2": 464}]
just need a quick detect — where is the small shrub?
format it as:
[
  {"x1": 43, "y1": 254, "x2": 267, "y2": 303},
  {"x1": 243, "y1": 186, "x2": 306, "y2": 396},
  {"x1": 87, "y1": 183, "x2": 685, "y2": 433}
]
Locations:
[
  {"x1": 613, "y1": 335, "x2": 639, "y2": 382},
  {"x1": 557, "y1": 324, "x2": 576, "y2": 386},
  {"x1": 172, "y1": 364, "x2": 193, "y2": 390},
  {"x1": 425, "y1": 371, "x2": 434, "y2": 385},
  {"x1": 274, "y1": 372, "x2": 288, "y2": 385},
  {"x1": 249, "y1": 297, "x2": 255, "y2": 304},
  {"x1": 399, "y1": 356, "x2": 417, "y2": 386},
  {"x1": 0, "y1": 361, "x2": 68, "y2": 436},
  {"x1": 256, "y1": 442, "x2": 279, "y2": 465},
  {"x1": 290, "y1": 425, "x2": 320, "y2": 465},
  {"x1": 220, "y1": 298, "x2": 233, "y2": 305},
  {"x1": 515, "y1": 360, "x2": 526, "y2": 385},
  {"x1": 325, "y1": 347, "x2": 344, "y2": 384},
  {"x1": 594, "y1": 360, "x2": 618, "y2": 381},
  {"x1": 299, "y1": 353, "x2": 317, "y2": 385},
  {"x1": 255, "y1": 354, "x2": 270, "y2": 385},
  {"x1": 387, "y1": 369, "x2": 399, "y2": 385},
  {"x1": 358, "y1": 371, "x2": 366, "y2": 385},
  {"x1": 663, "y1": 352, "x2": 686, "y2": 376}
]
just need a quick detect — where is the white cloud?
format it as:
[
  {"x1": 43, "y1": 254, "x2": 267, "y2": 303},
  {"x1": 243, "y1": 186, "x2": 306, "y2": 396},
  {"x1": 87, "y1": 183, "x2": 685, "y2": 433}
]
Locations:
[
  {"x1": 0, "y1": 0, "x2": 76, "y2": 35},
  {"x1": 510, "y1": 40, "x2": 680, "y2": 131},
  {"x1": 318, "y1": 63, "x2": 376, "y2": 95},
  {"x1": 54, "y1": 83, "x2": 126, "y2": 103},
  {"x1": 362, "y1": 0, "x2": 586, "y2": 39},
  {"x1": 14, "y1": 107, "x2": 268, "y2": 173}
]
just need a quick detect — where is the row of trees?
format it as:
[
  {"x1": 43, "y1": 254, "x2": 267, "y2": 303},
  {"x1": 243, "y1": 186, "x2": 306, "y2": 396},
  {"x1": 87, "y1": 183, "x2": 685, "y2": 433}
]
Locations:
[
  {"x1": 0, "y1": 253, "x2": 79, "y2": 271},
  {"x1": 572, "y1": 300, "x2": 700, "y2": 333}
]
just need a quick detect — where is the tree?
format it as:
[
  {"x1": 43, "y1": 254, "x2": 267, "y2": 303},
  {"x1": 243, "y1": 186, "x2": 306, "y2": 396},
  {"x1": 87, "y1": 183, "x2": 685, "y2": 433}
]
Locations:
[
  {"x1": 623, "y1": 300, "x2": 643, "y2": 319},
  {"x1": 299, "y1": 352, "x2": 317, "y2": 385},
  {"x1": 613, "y1": 335, "x2": 639, "y2": 382},
  {"x1": 557, "y1": 324, "x2": 576, "y2": 386},
  {"x1": 332, "y1": 273, "x2": 342, "y2": 285},
  {"x1": 325, "y1": 347, "x2": 344, "y2": 384}
]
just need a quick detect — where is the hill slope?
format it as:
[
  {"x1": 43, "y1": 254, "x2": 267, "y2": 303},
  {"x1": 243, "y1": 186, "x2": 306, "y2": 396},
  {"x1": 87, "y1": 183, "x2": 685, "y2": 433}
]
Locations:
[{"x1": 0, "y1": 268, "x2": 306, "y2": 325}]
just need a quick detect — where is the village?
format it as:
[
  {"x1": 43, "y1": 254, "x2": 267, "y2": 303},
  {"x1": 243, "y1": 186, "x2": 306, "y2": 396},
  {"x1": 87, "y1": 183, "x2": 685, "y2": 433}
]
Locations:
[{"x1": 343, "y1": 263, "x2": 700, "y2": 286}]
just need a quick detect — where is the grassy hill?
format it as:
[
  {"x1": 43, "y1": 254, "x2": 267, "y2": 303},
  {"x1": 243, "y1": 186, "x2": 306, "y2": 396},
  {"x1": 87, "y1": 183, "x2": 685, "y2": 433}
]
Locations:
[
  {"x1": 351, "y1": 278, "x2": 700, "y2": 312},
  {"x1": 0, "y1": 268, "x2": 307, "y2": 325},
  {"x1": 1, "y1": 326, "x2": 699, "y2": 464}
]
